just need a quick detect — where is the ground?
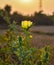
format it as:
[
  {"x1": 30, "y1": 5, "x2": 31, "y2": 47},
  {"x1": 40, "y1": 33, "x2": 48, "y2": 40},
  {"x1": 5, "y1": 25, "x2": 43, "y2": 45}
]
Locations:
[{"x1": 31, "y1": 33, "x2": 54, "y2": 65}]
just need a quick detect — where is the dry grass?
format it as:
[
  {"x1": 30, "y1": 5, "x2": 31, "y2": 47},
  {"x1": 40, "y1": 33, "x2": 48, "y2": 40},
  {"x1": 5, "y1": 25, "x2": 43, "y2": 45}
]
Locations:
[
  {"x1": 31, "y1": 33, "x2": 54, "y2": 65},
  {"x1": 31, "y1": 33, "x2": 54, "y2": 48}
]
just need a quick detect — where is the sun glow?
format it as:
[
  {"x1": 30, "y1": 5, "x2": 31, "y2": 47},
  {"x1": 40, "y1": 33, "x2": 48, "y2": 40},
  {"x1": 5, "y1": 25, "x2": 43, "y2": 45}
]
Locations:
[{"x1": 19, "y1": 0, "x2": 33, "y2": 3}]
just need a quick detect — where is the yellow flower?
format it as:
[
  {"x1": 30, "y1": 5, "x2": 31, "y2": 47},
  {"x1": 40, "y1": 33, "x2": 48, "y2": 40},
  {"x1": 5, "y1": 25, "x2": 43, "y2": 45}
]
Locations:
[
  {"x1": 21, "y1": 20, "x2": 33, "y2": 29},
  {"x1": 29, "y1": 35, "x2": 32, "y2": 39}
]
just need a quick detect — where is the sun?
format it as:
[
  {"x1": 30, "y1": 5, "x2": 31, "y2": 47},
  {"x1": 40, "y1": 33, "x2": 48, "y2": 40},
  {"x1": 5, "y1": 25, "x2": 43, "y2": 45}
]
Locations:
[{"x1": 19, "y1": 0, "x2": 33, "y2": 3}]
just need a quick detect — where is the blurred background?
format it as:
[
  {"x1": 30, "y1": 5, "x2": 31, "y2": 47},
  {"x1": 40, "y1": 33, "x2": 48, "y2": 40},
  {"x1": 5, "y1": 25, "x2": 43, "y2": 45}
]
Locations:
[{"x1": 0, "y1": 0, "x2": 54, "y2": 27}]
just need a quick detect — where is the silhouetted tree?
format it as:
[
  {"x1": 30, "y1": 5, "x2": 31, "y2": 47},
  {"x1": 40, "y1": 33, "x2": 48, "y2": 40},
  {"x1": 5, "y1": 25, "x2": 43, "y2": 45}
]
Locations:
[
  {"x1": 0, "y1": 4, "x2": 54, "y2": 28},
  {"x1": 4, "y1": 5, "x2": 11, "y2": 15},
  {"x1": 33, "y1": 11, "x2": 54, "y2": 25},
  {"x1": 11, "y1": 11, "x2": 24, "y2": 24}
]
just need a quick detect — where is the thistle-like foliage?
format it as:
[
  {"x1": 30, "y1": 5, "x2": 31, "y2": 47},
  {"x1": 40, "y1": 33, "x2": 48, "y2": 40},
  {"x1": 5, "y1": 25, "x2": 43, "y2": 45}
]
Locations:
[{"x1": 0, "y1": 20, "x2": 50, "y2": 65}]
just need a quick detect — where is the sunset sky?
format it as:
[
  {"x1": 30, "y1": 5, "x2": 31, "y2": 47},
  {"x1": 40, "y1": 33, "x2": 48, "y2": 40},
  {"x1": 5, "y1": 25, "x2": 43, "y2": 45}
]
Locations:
[{"x1": 0, "y1": 0, "x2": 54, "y2": 15}]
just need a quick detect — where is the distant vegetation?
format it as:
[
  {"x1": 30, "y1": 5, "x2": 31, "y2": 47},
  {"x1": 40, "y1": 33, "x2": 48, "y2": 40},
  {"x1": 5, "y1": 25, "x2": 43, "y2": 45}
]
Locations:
[{"x1": 0, "y1": 5, "x2": 54, "y2": 27}]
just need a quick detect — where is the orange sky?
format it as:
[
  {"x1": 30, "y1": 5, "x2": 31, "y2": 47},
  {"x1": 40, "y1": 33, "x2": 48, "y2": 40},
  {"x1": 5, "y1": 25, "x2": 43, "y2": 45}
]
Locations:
[{"x1": 0, "y1": 0, "x2": 54, "y2": 15}]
